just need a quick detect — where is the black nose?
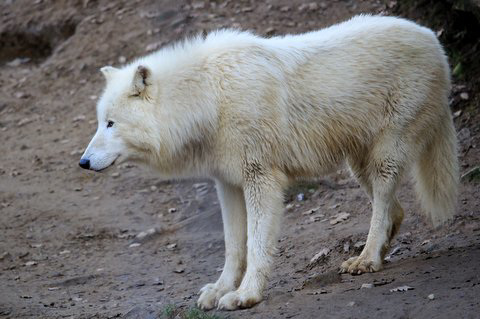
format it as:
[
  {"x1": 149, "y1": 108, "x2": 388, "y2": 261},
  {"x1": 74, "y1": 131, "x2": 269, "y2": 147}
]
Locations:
[{"x1": 79, "y1": 158, "x2": 90, "y2": 169}]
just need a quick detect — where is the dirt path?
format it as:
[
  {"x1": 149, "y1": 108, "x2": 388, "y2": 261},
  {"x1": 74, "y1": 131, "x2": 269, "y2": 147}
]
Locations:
[{"x1": 1, "y1": 1, "x2": 479, "y2": 318}]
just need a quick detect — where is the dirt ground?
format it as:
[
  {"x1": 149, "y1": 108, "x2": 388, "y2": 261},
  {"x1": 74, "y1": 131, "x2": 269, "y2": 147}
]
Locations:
[{"x1": 1, "y1": 1, "x2": 479, "y2": 318}]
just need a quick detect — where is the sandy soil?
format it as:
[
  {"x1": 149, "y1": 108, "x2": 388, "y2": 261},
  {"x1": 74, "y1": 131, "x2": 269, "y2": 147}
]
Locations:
[{"x1": 0, "y1": 1, "x2": 479, "y2": 318}]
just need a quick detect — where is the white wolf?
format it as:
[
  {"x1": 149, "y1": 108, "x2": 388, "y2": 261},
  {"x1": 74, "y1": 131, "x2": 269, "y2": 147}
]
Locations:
[{"x1": 79, "y1": 15, "x2": 458, "y2": 310}]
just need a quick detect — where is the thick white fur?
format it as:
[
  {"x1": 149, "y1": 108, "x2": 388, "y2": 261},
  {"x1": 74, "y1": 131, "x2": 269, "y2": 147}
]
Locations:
[{"x1": 81, "y1": 15, "x2": 459, "y2": 310}]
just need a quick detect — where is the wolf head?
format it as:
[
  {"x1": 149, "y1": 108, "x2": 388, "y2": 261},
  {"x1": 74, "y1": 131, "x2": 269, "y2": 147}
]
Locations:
[{"x1": 79, "y1": 65, "x2": 160, "y2": 171}]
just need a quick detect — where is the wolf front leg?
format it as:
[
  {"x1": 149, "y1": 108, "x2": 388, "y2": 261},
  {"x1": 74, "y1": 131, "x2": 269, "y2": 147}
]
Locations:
[
  {"x1": 197, "y1": 181, "x2": 247, "y2": 310},
  {"x1": 217, "y1": 170, "x2": 286, "y2": 310}
]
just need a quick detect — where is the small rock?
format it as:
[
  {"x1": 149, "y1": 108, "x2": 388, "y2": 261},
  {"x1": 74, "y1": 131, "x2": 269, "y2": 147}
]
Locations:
[
  {"x1": 329, "y1": 203, "x2": 340, "y2": 209},
  {"x1": 296, "y1": 193, "x2": 305, "y2": 201},
  {"x1": 48, "y1": 287, "x2": 61, "y2": 291},
  {"x1": 264, "y1": 27, "x2": 276, "y2": 36},
  {"x1": 354, "y1": 241, "x2": 366, "y2": 250},
  {"x1": 25, "y1": 261, "x2": 37, "y2": 267},
  {"x1": 70, "y1": 149, "x2": 83, "y2": 156},
  {"x1": 150, "y1": 185, "x2": 157, "y2": 191},
  {"x1": 309, "y1": 248, "x2": 330, "y2": 265},
  {"x1": 330, "y1": 212, "x2": 350, "y2": 225},
  {"x1": 168, "y1": 207, "x2": 177, "y2": 213},
  {"x1": 74, "y1": 187, "x2": 83, "y2": 192},
  {"x1": 390, "y1": 285, "x2": 414, "y2": 292},
  {"x1": 59, "y1": 250, "x2": 71, "y2": 255},
  {"x1": 72, "y1": 115, "x2": 86, "y2": 122},
  {"x1": 14, "y1": 92, "x2": 28, "y2": 99},
  {"x1": 280, "y1": 5, "x2": 290, "y2": 12},
  {"x1": 361, "y1": 283, "x2": 373, "y2": 289},
  {"x1": 0, "y1": 252, "x2": 11, "y2": 261},
  {"x1": 421, "y1": 239, "x2": 431, "y2": 246},
  {"x1": 459, "y1": 92, "x2": 469, "y2": 100},
  {"x1": 343, "y1": 241, "x2": 350, "y2": 253},
  {"x1": 129, "y1": 243, "x2": 141, "y2": 248},
  {"x1": 17, "y1": 117, "x2": 34, "y2": 127},
  {"x1": 191, "y1": 1, "x2": 205, "y2": 9},
  {"x1": 111, "y1": 172, "x2": 120, "y2": 178},
  {"x1": 309, "y1": 215, "x2": 325, "y2": 223},
  {"x1": 167, "y1": 243, "x2": 177, "y2": 250},
  {"x1": 302, "y1": 208, "x2": 317, "y2": 215},
  {"x1": 145, "y1": 41, "x2": 164, "y2": 52},
  {"x1": 118, "y1": 56, "x2": 127, "y2": 64},
  {"x1": 6, "y1": 57, "x2": 30, "y2": 67},
  {"x1": 174, "y1": 267, "x2": 185, "y2": 273},
  {"x1": 428, "y1": 294, "x2": 435, "y2": 300},
  {"x1": 347, "y1": 301, "x2": 356, "y2": 307},
  {"x1": 453, "y1": 110, "x2": 462, "y2": 118},
  {"x1": 136, "y1": 228, "x2": 157, "y2": 240}
]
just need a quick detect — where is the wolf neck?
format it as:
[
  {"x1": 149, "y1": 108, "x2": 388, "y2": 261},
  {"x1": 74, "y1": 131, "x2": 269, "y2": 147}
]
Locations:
[{"x1": 141, "y1": 67, "x2": 218, "y2": 178}]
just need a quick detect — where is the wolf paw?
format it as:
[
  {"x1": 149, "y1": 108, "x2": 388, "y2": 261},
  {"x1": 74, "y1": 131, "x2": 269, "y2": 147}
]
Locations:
[
  {"x1": 197, "y1": 282, "x2": 234, "y2": 310},
  {"x1": 339, "y1": 255, "x2": 382, "y2": 275},
  {"x1": 217, "y1": 289, "x2": 262, "y2": 310}
]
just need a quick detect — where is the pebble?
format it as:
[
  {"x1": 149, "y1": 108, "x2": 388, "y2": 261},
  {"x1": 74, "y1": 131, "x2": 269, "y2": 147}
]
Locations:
[
  {"x1": 59, "y1": 250, "x2": 71, "y2": 255},
  {"x1": 111, "y1": 172, "x2": 120, "y2": 178},
  {"x1": 299, "y1": 2, "x2": 319, "y2": 11},
  {"x1": 264, "y1": 27, "x2": 276, "y2": 36},
  {"x1": 150, "y1": 185, "x2": 157, "y2": 191},
  {"x1": 302, "y1": 207, "x2": 320, "y2": 215},
  {"x1": 145, "y1": 41, "x2": 164, "y2": 52},
  {"x1": 72, "y1": 115, "x2": 86, "y2": 122},
  {"x1": 0, "y1": 252, "x2": 10, "y2": 261},
  {"x1": 361, "y1": 283, "x2": 373, "y2": 289},
  {"x1": 167, "y1": 243, "x2": 177, "y2": 250},
  {"x1": 136, "y1": 228, "x2": 157, "y2": 240},
  {"x1": 174, "y1": 267, "x2": 185, "y2": 273},
  {"x1": 296, "y1": 193, "x2": 305, "y2": 201},
  {"x1": 459, "y1": 92, "x2": 469, "y2": 100},
  {"x1": 17, "y1": 117, "x2": 34, "y2": 127},
  {"x1": 309, "y1": 248, "x2": 330, "y2": 264},
  {"x1": 428, "y1": 294, "x2": 435, "y2": 300},
  {"x1": 168, "y1": 207, "x2": 177, "y2": 213},
  {"x1": 390, "y1": 285, "x2": 414, "y2": 292},
  {"x1": 354, "y1": 241, "x2": 366, "y2": 250},
  {"x1": 347, "y1": 301, "x2": 356, "y2": 307},
  {"x1": 330, "y1": 212, "x2": 350, "y2": 225},
  {"x1": 15, "y1": 92, "x2": 28, "y2": 99},
  {"x1": 129, "y1": 243, "x2": 141, "y2": 248},
  {"x1": 6, "y1": 57, "x2": 30, "y2": 67},
  {"x1": 25, "y1": 261, "x2": 37, "y2": 267},
  {"x1": 118, "y1": 56, "x2": 127, "y2": 64},
  {"x1": 70, "y1": 149, "x2": 83, "y2": 156}
]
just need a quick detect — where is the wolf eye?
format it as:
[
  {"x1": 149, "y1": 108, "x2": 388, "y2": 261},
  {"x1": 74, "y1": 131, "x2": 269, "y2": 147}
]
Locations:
[{"x1": 107, "y1": 120, "x2": 114, "y2": 128}]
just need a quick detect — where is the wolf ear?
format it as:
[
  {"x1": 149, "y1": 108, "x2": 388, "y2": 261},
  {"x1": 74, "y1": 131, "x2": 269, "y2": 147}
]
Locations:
[
  {"x1": 132, "y1": 65, "x2": 152, "y2": 96},
  {"x1": 100, "y1": 66, "x2": 119, "y2": 81}
]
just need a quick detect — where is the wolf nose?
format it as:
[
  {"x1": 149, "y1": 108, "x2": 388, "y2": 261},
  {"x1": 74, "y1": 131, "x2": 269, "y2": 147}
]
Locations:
[{"x1": 79, "y1": 158, "x2": 90, "y2": 169}]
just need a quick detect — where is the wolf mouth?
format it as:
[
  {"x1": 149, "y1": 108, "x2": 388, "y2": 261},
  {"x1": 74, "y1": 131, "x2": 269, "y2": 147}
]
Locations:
[{"x1": 94, "y1": 155, "x2": 119, "y2": 172}]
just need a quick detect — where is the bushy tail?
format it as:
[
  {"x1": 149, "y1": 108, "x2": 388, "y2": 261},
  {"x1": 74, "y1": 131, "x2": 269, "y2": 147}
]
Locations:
[{"x1": 413, "y1": 116, "x2": 459, "y2": 227}]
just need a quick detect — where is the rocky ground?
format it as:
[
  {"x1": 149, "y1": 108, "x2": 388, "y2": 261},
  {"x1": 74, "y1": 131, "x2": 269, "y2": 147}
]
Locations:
[{"x1": 0, "y1": 1, "x2": 479, "y2": 318}]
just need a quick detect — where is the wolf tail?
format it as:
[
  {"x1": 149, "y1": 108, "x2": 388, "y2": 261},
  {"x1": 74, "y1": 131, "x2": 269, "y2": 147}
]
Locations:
[{"x1": 413, "y1": 115, "x2": 459, "y2": 227}]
